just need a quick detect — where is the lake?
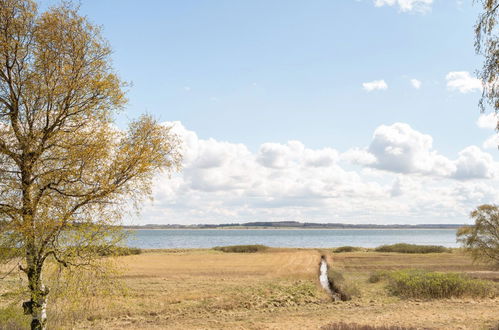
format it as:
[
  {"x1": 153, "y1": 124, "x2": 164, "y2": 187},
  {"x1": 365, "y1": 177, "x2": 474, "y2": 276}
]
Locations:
[{"x1": 126, "y1": 228, "x2": 459, "y2": 249}]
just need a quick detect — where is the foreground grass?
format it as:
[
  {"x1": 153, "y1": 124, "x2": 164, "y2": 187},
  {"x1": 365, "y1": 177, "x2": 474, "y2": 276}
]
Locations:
[{"x1": 0, "y1": 249, "x2": 498, "y2": 329}]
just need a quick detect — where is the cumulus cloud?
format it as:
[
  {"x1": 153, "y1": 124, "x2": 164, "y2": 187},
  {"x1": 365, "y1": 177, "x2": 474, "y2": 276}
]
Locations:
[
  {"x1": 344, "y1": 122, "x2": 498, "y2": 180},
  {"x1": 362, "y1": 80, "x2": 388, "y2": 91},
  {"x1": 453, "y1": 146, "x2": 498, "y2": 180},
  {"x1": 410, "y1": 79, "x2": 422, "y2": 89},
  {"x1": 373, "y1": 0, "x2": 433, "y2": 13},
  {"x1": 364, "y1": 123, "x2": 455, "y2": 176},
  {"x1": 446, "y1": 71, "x2": 482, "y2": 93},
  {"x1": 135, "y1": 121, "x2": 499, "y2": 225}
]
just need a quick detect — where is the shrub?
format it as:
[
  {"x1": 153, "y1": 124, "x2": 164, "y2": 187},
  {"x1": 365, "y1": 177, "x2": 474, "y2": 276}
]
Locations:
[
  {"x1": 213, "y1": 245, "x2": 268, "y2": 253},
  {"x1": 374, "y1": 243, "x2": 450, "y2": 254},
  {"x1": 386, "y1": 269, "x2": 496, "y2": 299},
  {"x1": 333, "y1": 246, "x2": 361, "y2": 253},
  {"x1": 86, "y1": 245, "x2": 142, "y2": 257}
]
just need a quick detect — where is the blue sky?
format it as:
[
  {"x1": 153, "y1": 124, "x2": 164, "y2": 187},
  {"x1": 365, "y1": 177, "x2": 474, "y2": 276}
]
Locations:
[
  {"x1": 42, "y1": 0, "x2": 499, "y2": 224},
  {"x1": 68, "y1": 0, "x2": 484, "y2": 153}
]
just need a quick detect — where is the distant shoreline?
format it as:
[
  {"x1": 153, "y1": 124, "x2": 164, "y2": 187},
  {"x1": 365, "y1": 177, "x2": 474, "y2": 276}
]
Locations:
[{"x1": 123, "y1": 226, "x2": 462, "y2": 230}]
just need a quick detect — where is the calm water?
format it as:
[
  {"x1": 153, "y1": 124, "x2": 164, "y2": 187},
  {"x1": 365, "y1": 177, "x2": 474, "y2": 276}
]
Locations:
[{"x1": 126, "y1": 229, "x2": 459, "y2": 249}]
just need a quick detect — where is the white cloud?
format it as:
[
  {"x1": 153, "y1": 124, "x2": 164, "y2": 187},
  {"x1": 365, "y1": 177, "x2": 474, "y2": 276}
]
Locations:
[
  {"x1": 344, "y1": 123, "x2": 498, "y2": 180},
  {"x1": 341, "y1": 148, "x2": 377, "y2": 165},
  {"x1": 374, "y1": 0, "x2": 433, "y2": 13},
  {"x1": 476, "y1": 113, "x2": 497, "y2": 130},
  {"x1": 364, "y1": 123, "x2": 455, "y2": 176},
  {"x1": 362, "y1": 80, "x2": 388, "y2": 92},
  {"x1": 410, "y1": 79, "x2": 422, "y2": 89},
  {"x1": 134, "y1": 122, "x2": 499, "y2": 225},
  {"x1": 483, "y1": 134, "x2": 499, "y2": 149},
  {"x1": 453, "y1": 146, "x2": 498, "y2": 180},
  {"x1": 446, "y1": 71, "x2": 482, "y2": 93}
]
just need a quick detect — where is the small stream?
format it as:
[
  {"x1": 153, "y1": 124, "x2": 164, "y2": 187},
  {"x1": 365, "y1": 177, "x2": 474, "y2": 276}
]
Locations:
[
  {"x1": 319, "y1": 257, "x2": 332, "y2": 294},
  {"x1": 319, "y1": 255, "x2": 348, "y2": 301}
]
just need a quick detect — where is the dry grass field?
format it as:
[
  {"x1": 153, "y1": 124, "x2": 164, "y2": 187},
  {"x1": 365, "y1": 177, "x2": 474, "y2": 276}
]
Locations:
[{"x1": 1, "y1": 248, "x2": 498, "y2": 329}]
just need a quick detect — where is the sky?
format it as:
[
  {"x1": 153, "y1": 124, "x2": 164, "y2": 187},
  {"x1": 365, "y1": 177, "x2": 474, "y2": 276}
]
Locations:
[{"x1": 41, "y1": 0, "x2": 499, "y2": 225}]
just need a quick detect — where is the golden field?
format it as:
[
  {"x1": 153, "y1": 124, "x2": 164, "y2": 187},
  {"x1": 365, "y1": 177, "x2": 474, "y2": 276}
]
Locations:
[{"x1": 1, "y1": 248, "x2": 498, "y2": 329}]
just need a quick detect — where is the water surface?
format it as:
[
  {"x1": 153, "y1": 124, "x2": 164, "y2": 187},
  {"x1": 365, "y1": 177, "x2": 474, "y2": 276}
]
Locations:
[{"x1": 126, "y1": 228, "x2": 459, "y2": 249}]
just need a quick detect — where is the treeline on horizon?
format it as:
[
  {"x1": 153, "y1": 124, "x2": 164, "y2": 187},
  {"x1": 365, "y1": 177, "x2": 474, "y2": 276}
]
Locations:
[{"x1": 123, "y1": 221, "x2": 464, "y2": 229}]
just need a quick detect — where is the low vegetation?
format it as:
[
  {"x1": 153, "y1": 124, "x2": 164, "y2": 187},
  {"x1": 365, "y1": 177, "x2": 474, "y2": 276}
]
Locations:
[
  {"x1": 321, "y1": 322, "x2": 416, "y2": 330},
  {"x1": 374, "y1": 243, "x2": 450, "y2": 254},
  {"x1": 0, "y1": 304, "x2": 29, "y2": 329},
  {"x1": 378, "y1": 269, "x2": 497, "y2": 299},
  {"x1": 213, "y1": 244, "x2": 269, "y2": 253},
  {"x1": 327, "y1": 269, "x2": 360, "y2": 300},
  {"x1": 87, "y1": 245, "x2": 142, "y2": 257},
  {"x1": 2, "y1": 249, "x2": 498, "y2": 329},
  {"x1": 368, "y1": 270, "x2": 389, "y2": 283},
  {"x1": 333, "y1": 246, "x2": 362, "y2": 253}
]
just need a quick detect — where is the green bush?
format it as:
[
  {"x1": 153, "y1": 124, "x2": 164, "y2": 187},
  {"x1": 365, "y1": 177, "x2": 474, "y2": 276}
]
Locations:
[
  {"x1": 374, "y1": 243, "x2": 450, "y2": 254},
  {"x1": 386, "y1": 269, "x2": 496, "y2": 299},
  {"x1": 213, "y1": 245, "x2": 268, "y2": 253},
  {"x1": 333, "y1": 246, "x2": 361, "y2": 253}
]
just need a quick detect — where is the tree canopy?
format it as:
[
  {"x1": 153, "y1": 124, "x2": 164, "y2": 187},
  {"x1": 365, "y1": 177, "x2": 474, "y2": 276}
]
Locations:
[{"x1": 457, "y1": 204, "x2": 499, "y2": 269}]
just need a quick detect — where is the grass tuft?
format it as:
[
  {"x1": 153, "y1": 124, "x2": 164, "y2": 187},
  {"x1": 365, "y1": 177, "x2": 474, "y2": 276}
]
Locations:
[
  {"x1": 368, "y1": 270, "x2": 389, "y2": 283},
  {"x1": 385, "y1": 269, "x2": 497, "y2": 299},
  {"x1": 213, "y1": 245, "x2": 268, "y2": 253},
  {"x1": 333, "y1": 246, "x2": 362, "y2": 253},
  {"x1": 374, "y1": 243, "x2": 450, "y2": 254},
  {"x1": 0, "y1": 304, "x2": 29, "y2": 329}
]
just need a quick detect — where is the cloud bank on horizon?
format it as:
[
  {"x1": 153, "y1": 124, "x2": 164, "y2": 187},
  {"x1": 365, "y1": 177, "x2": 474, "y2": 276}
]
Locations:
[{"x1": 138, "y1": 109, "x2": 499, "y2": 226}]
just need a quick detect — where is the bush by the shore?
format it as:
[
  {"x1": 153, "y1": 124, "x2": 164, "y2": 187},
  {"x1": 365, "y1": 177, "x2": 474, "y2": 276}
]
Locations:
[
  {"x1": 374, "y1": 243, "x2": 450, "y2": 254},
  {"x1": 333, "y1": 246, "x2": 362, "y2": 253},
  {"x1": 213, "y1": 244, "x2": 268, "y2": 253},
  {"x1": 89, "y1": 246, "x2": 142, "y2": 257},
  {"x1": 385, "y1": 269, "x2": 496, "y2": 299}
]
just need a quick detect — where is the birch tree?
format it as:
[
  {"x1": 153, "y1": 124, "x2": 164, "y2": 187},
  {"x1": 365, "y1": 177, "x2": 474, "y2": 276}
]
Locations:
[{"x1": 0, "y1": 1, "x2": 181, "y2": 328}]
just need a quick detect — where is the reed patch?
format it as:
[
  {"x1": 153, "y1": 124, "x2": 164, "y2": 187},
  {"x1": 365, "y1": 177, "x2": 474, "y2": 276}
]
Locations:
[
  {"x1": 374, "y1": 243, "x2": 450, "y2": 254},
  {"x1": 213, "y1": 245, "x2": 269, "y2": 253},
  {"x1": 381, "y1": 269, "x2": 497, "y2": 299},
  {"x1": 333, "y1": 246, "x2": 362, "y2": 253}
]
